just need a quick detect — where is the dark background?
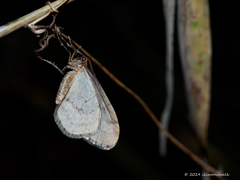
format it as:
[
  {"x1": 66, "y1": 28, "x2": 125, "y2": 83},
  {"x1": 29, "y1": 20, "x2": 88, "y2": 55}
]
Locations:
[{"x1": 0, "y1": 1, "x2": 239, "y2": 179}]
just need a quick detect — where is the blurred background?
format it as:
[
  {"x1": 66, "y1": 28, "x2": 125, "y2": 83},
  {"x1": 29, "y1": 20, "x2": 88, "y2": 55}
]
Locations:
[{"x1": 0, "y1": 0, "x2": 239, "y2": 179}]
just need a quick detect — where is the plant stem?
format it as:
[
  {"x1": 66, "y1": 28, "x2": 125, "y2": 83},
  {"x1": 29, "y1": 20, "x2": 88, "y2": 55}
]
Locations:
[{"x1": 0, "y1": 0, "x2": 74, "y2": 38}]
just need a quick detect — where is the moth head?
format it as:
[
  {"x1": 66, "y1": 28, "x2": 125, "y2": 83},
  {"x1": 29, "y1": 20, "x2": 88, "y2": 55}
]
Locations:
[
  {"x1": 81, "y1": 57, "x2": 89, "y2": 62},
  {"x1": 71, "y1": 56, "x2": 89, "y2": 67}
]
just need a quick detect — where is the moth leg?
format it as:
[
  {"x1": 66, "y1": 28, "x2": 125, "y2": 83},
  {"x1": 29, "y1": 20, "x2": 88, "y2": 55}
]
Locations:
[
  {"x1": 56, "y1": 32, "x2": 83, "y2": 57},
  {"x1": 36, "y1": 37, "x2": 76, "y2": 74},
  {"x1": 66, "y1": 36, "x2": 84, "y2": 56},
  {"x1": 60, "y1": 37, "x2": 93, "y2": 72},
  {"x1": 88, "y1": 58, "x2": 96, "y2": 76},
  {"x1": 61, "y1": 35, "x2": 95, "y2": 73},
  {"x1": 68, "y1": 50, "x2": 76, "y2": 63},
  {"x1": 54, "y1": 28, "x2": 83, "y2": 63},
  {"x1": 37, "y1": 55, "x2": 73, "y2": 74},
  {"x1": 54, "y1": 26, "x2": 73, "y2": 59},
  {"x1": 56, "y1": 34, "x2": 94, "y2": 73}
]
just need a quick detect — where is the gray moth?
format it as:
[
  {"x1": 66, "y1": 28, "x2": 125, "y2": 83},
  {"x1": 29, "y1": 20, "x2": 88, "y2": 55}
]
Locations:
[{"x1": 54, "y1": 57, "x2": 119, "y2": 150}]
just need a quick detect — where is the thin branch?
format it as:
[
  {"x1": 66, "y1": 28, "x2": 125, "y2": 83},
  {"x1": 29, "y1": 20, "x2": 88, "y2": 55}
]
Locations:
[
  {"x1": 0, "y1": 0, "x2": 75, "y2": 38},
  {"x1": 60, "y1": 33, "x2": 225, "y2": 180},
  {"x1": 160, "y1": 0, "x2": 175, "y2": 157}
]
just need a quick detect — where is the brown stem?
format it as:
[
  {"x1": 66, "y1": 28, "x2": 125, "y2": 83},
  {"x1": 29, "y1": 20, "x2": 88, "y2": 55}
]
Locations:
[{"x1": 60, "y1": 32, "x2": 224, "y2": 180}]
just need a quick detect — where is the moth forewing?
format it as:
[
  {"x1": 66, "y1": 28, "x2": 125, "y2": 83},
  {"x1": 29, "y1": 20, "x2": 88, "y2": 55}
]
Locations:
[
  {"x1": 54, "y1": 66, "x2": 101, "y2": 137},
  {"x1": 82, "y1": 68, "x2": 119, "y2": 150},
  {"x1": 54, "y1": 57, "x2": 119, "y2": 150}
]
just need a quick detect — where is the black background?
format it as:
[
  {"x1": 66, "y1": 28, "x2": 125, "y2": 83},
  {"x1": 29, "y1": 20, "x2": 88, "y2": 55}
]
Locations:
[{"x1": 0, "y1": 1, "x2": 239, "y2": 179}]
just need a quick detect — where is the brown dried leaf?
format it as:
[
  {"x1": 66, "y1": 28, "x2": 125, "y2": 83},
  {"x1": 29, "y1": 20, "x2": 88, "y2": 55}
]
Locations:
[{"x1": 177, "y1": 0, "x2": 212, "y2": 146}]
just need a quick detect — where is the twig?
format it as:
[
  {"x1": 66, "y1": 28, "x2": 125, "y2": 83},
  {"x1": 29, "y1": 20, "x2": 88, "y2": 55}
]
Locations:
[
  {"x1": 160, "y1": 0, "x2": 175, "y2": 157},
  {"x1": 60, "y1": 33, "x2": 225, "y2": 180},
  {"x1": 0, "y1": 0, "x2": 75, "y2": 38}
]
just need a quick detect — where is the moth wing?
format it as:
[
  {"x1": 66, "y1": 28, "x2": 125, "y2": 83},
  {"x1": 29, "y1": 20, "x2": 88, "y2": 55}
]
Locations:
[
  {"x1": 54, "y1": 67, "x2": 101, "y2": 138},
  {"x1": 82, "y1": 68, "x2": 120, "y2": 150}
]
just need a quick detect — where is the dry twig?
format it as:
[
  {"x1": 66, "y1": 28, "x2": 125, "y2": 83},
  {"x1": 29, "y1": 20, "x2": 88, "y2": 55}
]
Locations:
[{"x1": 0, "y1": 0, "x2": 74, "y2": 38}]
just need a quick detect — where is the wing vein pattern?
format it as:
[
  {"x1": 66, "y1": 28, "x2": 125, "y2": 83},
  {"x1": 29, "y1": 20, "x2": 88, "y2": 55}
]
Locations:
[
  {"x1": 54, "y1": 66, "x2": 119, "y2": 150},
  {"x1": 82, "y1": 68, "x2": 119, "y2": 150},
  {"x1": 54, "y1": 67, "x2": 101, "y2": 138}
]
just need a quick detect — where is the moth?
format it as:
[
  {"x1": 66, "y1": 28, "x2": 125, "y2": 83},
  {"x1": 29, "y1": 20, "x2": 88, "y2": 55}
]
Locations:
[
  {"x1": 25, "y1": 7, "x2": 119, "y2": 149},
  {"x1": 54, "y1": 56, "x2": 119, "y2": 150}
]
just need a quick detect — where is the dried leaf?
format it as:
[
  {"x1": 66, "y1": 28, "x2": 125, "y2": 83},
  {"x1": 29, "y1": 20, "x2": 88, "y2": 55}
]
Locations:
[{"x1": 177, "y1": 0, "x2": 211, "y2": 146}]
